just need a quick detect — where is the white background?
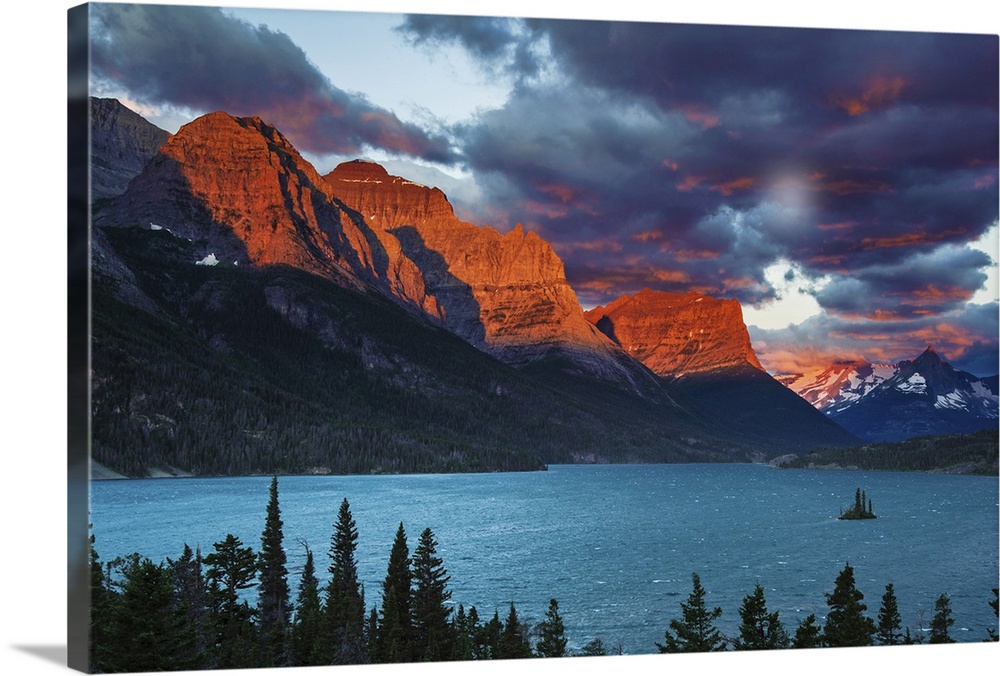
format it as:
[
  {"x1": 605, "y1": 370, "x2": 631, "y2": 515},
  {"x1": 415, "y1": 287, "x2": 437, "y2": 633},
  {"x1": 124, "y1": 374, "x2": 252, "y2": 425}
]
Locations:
[{"x1": 2, "y1": 1, "x2": 997, "y2": 675}]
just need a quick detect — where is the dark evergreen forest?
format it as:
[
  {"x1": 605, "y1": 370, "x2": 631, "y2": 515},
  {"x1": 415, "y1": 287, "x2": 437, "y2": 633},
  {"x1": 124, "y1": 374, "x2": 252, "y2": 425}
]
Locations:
[
  {"x1": 91, "y1": 227, "x2": 747, "y2": 478},
  {"x1": 87, "y1": 478, "x2": 1000, "y2": 672},
  {"x1": 776, "y1": 428, "x2": 999, "y2": 475}
]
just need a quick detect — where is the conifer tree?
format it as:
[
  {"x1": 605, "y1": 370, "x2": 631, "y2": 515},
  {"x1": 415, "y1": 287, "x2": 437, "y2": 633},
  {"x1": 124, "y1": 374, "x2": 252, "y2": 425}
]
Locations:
[
  {"x1": 103, "y1": 554, "x2": 202, "y2": 672},
  {"x1": 88, "y1": 535, "x2": 114, "y2": 672},
  {"x1": 791, "y1": 613, "x2": 823, "y2": 649},
  {"x1": 875, "y1": 583, "x2": 903, "y2": 646},
  {"x1": 477, "y1": 610, "x2": 503, "y2": 659},
  {"x1": 167, "y1": 544, "x2": 210, "y2": 667},
  {"x1": 535, "y1": 598, "x2": 568, "y2": 657},
  {"x1": 366, "y1": 606, "x2": 379, "y2": 662},
  {"x1": 655, "y1": 573, "x2": 726, "y2": 653},
  {"x1": 462, "y1": 605, "x2": 484, "y2": 659},
  {"x1": 498, "y1": 602, "x2": 533, "y2": 659},
  {"x1": 412, "y1": 527, "x2": 455, "y2": 661},
  {"x1": 324, "y1": 498, "x2": 367, "y2": 664},
  {"x1": 451, "y1": 604, "x2": 475, "y2": 661},
  {"x1": 579, "y1": 637, "x2": 608, "y2": 656},
  {"x1": 734, "y1": 582, "x2": 789, "y2": 650},
  {"x1": 823, "y1": 563, "x2": 875, "y2": 647},
  {"x1": 291, "y1": 545, "x2": 322, "y2": 666},
  {"x1": 929, "y1": 593, "x2": 955, "y2": 644},
  {"x1": 376, "y1": 522, "x2": 414, "y2": 663},
  {"x1": 204, "y1": 534, "x2": 259, "y2": 669},
  {"x1": 258, "y1": 476, "x2": 292, "y2": 666}
]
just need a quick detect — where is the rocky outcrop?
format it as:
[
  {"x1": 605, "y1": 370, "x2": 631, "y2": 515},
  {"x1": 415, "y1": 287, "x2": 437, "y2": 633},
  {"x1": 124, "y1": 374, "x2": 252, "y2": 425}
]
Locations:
[
  {"x1": 100, "y1": 112, "x2": 441, "y2": 318},
  {"x1": 585, "y1": 289, "x2": 764, "y2": 378},
  {"x1": 326, "y1": 161, "x2": 657, "y2": 391},
  {"x1": 89, "y1": 97, "x2": 171, "y2": 199}
]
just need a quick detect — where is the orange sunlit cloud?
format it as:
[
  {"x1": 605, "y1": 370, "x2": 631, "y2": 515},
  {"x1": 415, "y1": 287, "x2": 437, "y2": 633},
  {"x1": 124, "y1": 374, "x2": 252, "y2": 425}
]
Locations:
[
  {"x1": 674, "y1": 249, "x2": 720, "y2": 262},
  {"x1": 650, "y1": 269, "x2": 692, "y2": 283},
  {"x1": 858, "y1": 227, "x2": 967, "y2": 251},
  {"x1": 523, "y1": 199, "x2": 570, "y2": 219},
  {"x1": 755, "y1": 346, "x2": 865, "y2": 376},
  {"x1": 538, "y1": 182, "x2": 578, "y2": 204},
  {"x1": 661, "y1": 159, "x2": 680, "y2": 171},
  {"x1": 632, "y1": 230, "x2": 664, "y2": 243},
  {"x1": 721, "y1": 276, "x2": 768, "y2": 294},
  {"x1": 680, "y1": 104, "x2": 721, "y2": 129},
  {"x1": 816, "y1": 221, "x2": 858, "y2": 231},
  {"x1": 806, "y1": 252, "x2": 848, "y2": 269},
  {"x1": 676, "y1": 175, "x2": 705, "y2": 192},
  {"x1": 804, "y1": 171, "x2": 892, "y2": 195},
  {"x1": 576, "y1": 278, "x2": 618, "y2": 293},
  {"x1": 555, "y1": 238, "x2": 623, "y2": 253},
  {"x1": 832, "y1": 308, "x2": 909, "y2": 322},
  {"x1": 972, "y1": 174, "x2": 996, "y2": 190},
  {"x1": 832, "y1": 75, "x2": 906, "y2": 116},
  {"x1": 710, "y1": 177, "x2": 757, "y2": 196},
  {"x1": 900, "y1": 284, "x2": 974, "y2": 305}
]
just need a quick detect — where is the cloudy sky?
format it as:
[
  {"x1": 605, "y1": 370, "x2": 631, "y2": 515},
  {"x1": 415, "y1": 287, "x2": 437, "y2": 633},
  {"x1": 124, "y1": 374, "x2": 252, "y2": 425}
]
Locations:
[{"x1": 87, "y1": 1, "x2": 999, "y2": 377}]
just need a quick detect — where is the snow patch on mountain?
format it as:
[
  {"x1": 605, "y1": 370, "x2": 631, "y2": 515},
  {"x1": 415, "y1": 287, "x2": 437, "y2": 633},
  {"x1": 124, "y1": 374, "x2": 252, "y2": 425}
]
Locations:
[
  {"x1": 791, "y1": 346, "x2": 1000, "y2": 442},
  {"x1": 896, "y1": 373, "x2": 926, "y2": 394},
  {"x1": 972, "y1": 380, "x2": 996, "y2": 401},
  {"x1": 935, "y1": 391, "x2": 968, "y2": 411}
]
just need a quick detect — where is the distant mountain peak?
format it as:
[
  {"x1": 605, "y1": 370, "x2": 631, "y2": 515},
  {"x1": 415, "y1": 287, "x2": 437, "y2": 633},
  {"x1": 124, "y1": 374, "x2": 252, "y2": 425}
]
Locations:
[
  {"x1": 915, "y1": 345, "x2": 942, "y2": 364},
  {"x1": 785, "y1": 347, "x2": 998, "y2": 442}
]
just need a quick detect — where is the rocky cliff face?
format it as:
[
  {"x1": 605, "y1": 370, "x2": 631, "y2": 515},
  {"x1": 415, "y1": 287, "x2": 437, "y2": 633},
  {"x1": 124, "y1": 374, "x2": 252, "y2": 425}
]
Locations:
[
  {"x1": 89, "y1": 97, "x2": 171, "y2": 199},
  {"x1": 100, "y1": 112, "x2": 441, "y2": 318},
  {"x1": 326, "y1": 161, "x2": 656, "y2": 391},
  {"x1": 583, "y1": 288, "x2": 858, "y2": 449},
  {"x1": 585, "y1": 289, "x2": 764, "y2": 378}
]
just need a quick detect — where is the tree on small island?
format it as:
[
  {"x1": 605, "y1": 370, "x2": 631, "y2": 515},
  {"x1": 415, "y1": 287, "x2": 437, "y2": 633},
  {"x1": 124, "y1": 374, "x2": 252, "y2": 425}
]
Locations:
[{"x1": 839, "y1": 488, "x2": 877, "y2": 520}]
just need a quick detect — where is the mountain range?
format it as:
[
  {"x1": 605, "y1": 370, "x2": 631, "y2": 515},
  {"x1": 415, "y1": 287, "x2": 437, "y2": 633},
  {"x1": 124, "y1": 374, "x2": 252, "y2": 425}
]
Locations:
[
  {"x1": 780, "y1": 346, "x2": 998, "y2": 442},
  {"x1": 86, "y1": 97, "x2": 993, "y2": 477}
]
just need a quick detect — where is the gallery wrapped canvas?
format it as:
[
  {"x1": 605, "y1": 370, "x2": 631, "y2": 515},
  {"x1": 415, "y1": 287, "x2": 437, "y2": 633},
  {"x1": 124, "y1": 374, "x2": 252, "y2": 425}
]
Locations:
[{"x1": 65, "y1": 1, "x2": 998, "y2": 675}]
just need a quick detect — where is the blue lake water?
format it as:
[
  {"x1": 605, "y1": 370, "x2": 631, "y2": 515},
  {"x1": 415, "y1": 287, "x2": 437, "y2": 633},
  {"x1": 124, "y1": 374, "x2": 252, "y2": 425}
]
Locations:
[{"x1": 89, "y1": 464, "x2": 999, "y2": 654}]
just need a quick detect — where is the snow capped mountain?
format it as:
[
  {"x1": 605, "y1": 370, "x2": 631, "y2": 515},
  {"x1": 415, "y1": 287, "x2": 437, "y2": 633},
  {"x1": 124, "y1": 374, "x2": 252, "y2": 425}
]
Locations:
[
  {"x1": 877, "y1": 346, "x2": 998, "y2": 419},
  {"x1": 784, "y1": 346, "x2": 999, "y2": 442},
  {"x1": 777, "y1": 360, "x2": 897, "y2": 414}
]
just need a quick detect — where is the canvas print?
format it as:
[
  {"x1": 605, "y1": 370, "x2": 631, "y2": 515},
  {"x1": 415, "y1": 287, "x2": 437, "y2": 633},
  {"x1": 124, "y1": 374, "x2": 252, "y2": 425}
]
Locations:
[{"x1": 68, "y1": 2, "x2": 999, "y2": 673}]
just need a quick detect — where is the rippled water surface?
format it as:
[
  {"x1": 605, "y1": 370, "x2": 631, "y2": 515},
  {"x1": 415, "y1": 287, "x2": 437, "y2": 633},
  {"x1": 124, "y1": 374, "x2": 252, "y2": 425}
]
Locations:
[{"x1": 90, "y1": 464, "x2": 999, "y2": 653}]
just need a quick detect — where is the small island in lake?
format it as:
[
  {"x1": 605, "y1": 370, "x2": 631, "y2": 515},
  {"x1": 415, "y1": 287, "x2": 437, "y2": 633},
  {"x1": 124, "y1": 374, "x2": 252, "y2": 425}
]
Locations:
[{"x1": 839, "y1": 487, "x2": 877, "y2": 520}]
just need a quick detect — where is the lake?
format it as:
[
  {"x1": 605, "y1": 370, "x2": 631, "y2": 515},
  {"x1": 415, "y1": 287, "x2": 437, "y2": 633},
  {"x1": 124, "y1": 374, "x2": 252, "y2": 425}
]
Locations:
[{"x1": 88, "y1": 463, "x2": 999, "y2": 654}]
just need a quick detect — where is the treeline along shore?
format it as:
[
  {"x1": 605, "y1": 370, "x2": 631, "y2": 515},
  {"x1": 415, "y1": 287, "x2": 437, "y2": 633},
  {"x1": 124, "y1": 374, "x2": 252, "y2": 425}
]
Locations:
[{"x1": 87, "y1": 477, "x2": 1000, "y2": 672}]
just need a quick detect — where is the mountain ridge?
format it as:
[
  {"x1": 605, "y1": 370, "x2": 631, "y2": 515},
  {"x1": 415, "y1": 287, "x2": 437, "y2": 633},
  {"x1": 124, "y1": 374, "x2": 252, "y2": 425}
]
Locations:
[
  {"x1": 88, "y1": 102, "x2": 864, "y2": 475},
  {"x1": 783, "y1": 346, "x2": 998, "y2": 442}
]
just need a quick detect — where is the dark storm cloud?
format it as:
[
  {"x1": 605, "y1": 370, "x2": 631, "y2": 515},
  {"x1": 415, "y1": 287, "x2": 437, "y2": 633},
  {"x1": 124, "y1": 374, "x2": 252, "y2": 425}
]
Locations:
[
  {"x1": 814, "y1": 245, "x2": 992, "y2": 319},
  {"x1": 403, "y1": 14, "x2": 998, "y2": 325},
  {"x1": 401, "y1": 14, "x2": 532, "y2": 69},
  {"x1": 90, "y1": 4, "x2": 456, "y2": 162}
]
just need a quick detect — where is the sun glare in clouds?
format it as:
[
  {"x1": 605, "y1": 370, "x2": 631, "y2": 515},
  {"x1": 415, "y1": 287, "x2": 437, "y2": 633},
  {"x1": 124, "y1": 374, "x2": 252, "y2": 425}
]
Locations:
[
  {"x1": 969, "y1": 221, "x2": 999, "y2": 304},
  {"x1": 743, "y1": 259, "x2": 828, "y2": 330}
]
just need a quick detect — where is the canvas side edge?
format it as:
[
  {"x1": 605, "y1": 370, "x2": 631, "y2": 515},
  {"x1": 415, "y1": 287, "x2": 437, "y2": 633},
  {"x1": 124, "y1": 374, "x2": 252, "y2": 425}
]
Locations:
[{"x1": 67, "y1": 3, "x2": 92, "y2": 673}]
